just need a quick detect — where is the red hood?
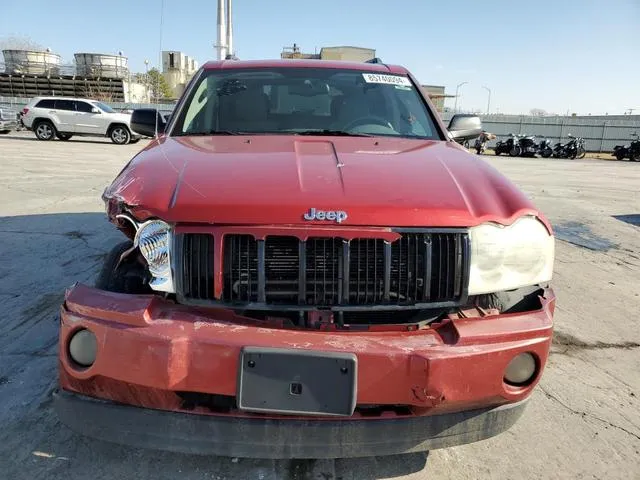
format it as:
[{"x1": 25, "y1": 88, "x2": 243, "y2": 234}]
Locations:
[{"x1": 105, "y1": 135, "x2": 542, "y2": 228}]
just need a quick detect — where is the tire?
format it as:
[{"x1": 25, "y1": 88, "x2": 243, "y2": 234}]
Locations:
[
  {"x1": 109, "y1": 125, "x2": 131, "y2": 145},
  {"x1": 615, "y1": 151, "x2": 626, "y2": 161},
  {"x1": 631, "y1": 150, "x2": 640, "y2": 162},
  {"x1": 541, "y1": 149, "x2": 552, "y2": 158},
  {"x1": 95, "y1": 241, "x2": 150, "y2": 294},
  {"x1": 56, "y1": 133, "x2": 73, "y2": 141},
  {"x1": 509, "y1": 145, "x2": 521, "y2": 157},
  {"x1": 34, "y1": 120, "x2": 56, "y2": 140}
]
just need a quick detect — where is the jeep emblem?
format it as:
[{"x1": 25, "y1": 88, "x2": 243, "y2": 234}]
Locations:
[{"x1": 303, "y1": 208, "x2": 348, "y2": 224}]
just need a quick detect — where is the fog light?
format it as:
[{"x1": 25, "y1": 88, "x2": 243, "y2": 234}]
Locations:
[
  {"x1": 68, "y1": 329, "x2": 97, "y2": 367},
  {"x1": 504, "y1": 352, "x2": 536, "y2": 386}
]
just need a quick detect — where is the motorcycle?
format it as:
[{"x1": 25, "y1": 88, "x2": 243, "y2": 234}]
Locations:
[
  {"x1": 474, "y1": 131, "x2": 496, "y2": 154},
  {"x1": 517, "y1": 134, "x2": 538, "y2": 157},
  {"x1": 16, "y1": 111, "x2": 26, "y2": 131},
  {"x1": 553, "y1": 134, "x2": 586, "y2": 159},
  {"x1": 574, "y1": 135, "x2": 586, "y2": 159},
  {"x1": 538, "y1": 138, "x2": 553, "y2": 158},
  {"x1": 494, "y1": 133, "x2": 521, "y2": 156},
  {"x1": 612, "y1": 133, "x2": 640, "y2": 161}
]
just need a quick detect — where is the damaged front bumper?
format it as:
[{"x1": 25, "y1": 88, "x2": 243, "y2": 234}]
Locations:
[{"x1": 55, "y1": 283, "x2": 555, "y2": 458}]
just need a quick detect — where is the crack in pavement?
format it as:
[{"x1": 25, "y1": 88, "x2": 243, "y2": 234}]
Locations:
[
  {"x1": 2, "y1": 352, "x2": 56, "y2": 357},
  {"x1": 550, "y1": 348, "x2": 637, "y2": 391},
  {"x1": 0, "y1": 229, "x2": 106, "y2": 254},
  {"x1": 553, "y1": 331, "x2": 640, "y2": 351},
  {"x1": 0, "y1": 230, "x2": 85, "y2": 237},
  {"x1": 540, "y1": 385, "x2": 640, "y2": 441}
]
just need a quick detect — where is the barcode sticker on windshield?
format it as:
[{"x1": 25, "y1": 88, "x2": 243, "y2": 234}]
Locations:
[{"x1": 362, "y1": 73, "x2": 412, "y2": 86}]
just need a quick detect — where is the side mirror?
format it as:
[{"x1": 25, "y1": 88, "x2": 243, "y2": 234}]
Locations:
[
  {"x1": 131, "y1": 108, "x2": 166, "y2": 137},
  {"x1": 447, "y1": 114, "x2": 482, "y2": 144},
  {"x1": 91, "y1": 107, "x2": 101, "y2": 114}
]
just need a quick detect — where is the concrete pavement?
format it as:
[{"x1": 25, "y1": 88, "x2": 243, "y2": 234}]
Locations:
[{"x1": 0, "y1": 132, "x2": 638, "y2": 479}]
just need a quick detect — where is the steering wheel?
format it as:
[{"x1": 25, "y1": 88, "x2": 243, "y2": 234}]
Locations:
[{"x1": 341, "y1": 115, "x2": 394, "y2": 132}]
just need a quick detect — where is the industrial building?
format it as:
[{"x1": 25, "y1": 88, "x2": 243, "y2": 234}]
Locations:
[
  {"x1": 421, "y1": 85, "x2": 451, "y2": 113},
  {"x1": 280, "y1": 44, "x2": 376, "y2": 63},
  {"x1": 0, "y1": 49, "x2": 147, "y2": 102},
  {"x1": 161, "y1": 51, "x2": 199, "y2": 99}
]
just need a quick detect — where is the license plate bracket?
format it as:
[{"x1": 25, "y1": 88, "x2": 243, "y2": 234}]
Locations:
[{"x1": 237, "y1": 347, "x2": 357, "y2": 416}]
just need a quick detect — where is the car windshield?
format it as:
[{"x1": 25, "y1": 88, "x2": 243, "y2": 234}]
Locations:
[
  {"x1": 94, "y1": 102, "x2": 115, "y2": 113},
  {"x1": 173, "y1": 67, "x2": 439, "y2": 139}
]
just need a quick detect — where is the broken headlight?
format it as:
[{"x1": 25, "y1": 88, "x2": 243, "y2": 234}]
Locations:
[
  {"x1": 468, "y1": 216, "x2": 554, "y2": 295},
  {"x1": 134, "y1": 219, "x2": 174, "y2": 293}
]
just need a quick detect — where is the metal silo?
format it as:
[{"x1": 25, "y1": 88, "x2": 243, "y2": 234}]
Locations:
[
  {"x1": 74, "y1": 52, "x2": 129, "y2": 78},
  {"x1": 2, "y1": 49, "x2": 61, "y2": 75}
]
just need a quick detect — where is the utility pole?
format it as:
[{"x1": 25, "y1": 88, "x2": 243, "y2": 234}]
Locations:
[
  {"x1": 215, "y1": 0, "x2": 227, "y2": 60},
  {"x1": 482, "y1": 85, "x2": 491, "y2": 115},
  {"x1": 144, "y1": 59, "x2": 149, "y2": 102},
  {"x1": 454, "y1": 81, "x2": 468, "y2": 113},
  {"x1": 225, "y1": 0, "x2": 233, "y2": 58}
]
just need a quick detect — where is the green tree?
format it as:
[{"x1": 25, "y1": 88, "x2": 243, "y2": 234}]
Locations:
[{"x1": 136, "y1": 68, "x2": 173, "y2": 100}]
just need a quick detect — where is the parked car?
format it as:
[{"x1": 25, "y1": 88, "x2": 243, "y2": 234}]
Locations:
[
  {"x1": 53, "y1": 59, "x2": 556, "y2": 459},
  {"x1": 0, "y1": 107, "x2": 18, "y2": 134},
  {"x1": 21, "y1": 97, "x2": 141, "y2": 144}
]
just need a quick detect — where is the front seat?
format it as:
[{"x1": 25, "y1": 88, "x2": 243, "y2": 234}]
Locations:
[{"x1": 218, "y1": 88, "x2": 274, "y2": 132}]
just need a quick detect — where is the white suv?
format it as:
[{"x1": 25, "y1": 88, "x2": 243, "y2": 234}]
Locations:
[{"x1": 22, "y1": 97, "x2": 140, "y2": 144}]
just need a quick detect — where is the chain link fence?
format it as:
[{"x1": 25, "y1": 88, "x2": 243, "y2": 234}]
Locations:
[{"x1": 441, "y1": 113, "x2": 640, "y2": 152}]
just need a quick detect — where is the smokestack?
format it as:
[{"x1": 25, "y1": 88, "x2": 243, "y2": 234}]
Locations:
[
  {"x1": 216, "y1": 0, "x2": 227, "y2": 60},
  {"x1": 226, "y1": 0, "x2": 233, "y2": 58}
]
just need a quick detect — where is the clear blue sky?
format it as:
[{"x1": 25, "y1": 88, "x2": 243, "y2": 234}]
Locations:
[{"x1": 1, "y1": 0, "x2": 639, "y2": 115}]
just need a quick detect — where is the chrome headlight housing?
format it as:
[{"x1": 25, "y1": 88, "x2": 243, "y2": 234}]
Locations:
[
  {"x1": 468, "y1": 216, "x2": 554, "y2": 295},
  {"x1": 134, "y1": 219, "x2": 174, "y2": 293}
]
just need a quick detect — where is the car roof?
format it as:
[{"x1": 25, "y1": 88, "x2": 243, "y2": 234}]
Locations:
[
  {"x1": 202, "y1": 58, "x2": 409, "y2": 75},
  {"x1": 32, "y1": 97, "x2": 98, "y2": 102}
]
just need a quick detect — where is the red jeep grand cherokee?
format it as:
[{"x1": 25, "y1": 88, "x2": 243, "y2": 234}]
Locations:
[{"x1": 53, "y1": 59, "x2": 556, "y2": 459}]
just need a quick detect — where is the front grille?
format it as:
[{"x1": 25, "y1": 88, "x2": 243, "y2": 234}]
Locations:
[
  {"x1": 176, "y1": 231, "x2": 468, "y2": 308},
  {"x1": 349, "y1": 239, "x2": 385, "y2": 304},
  {"x1": 178, "y1": 233, "x2": 215, "y2": 300},
  {"x1": 222, "y1": 234, "x2": 258, "y2": 302},
  {"x1": 306, "y1": 237, "x2": 342, "y2": 305}
]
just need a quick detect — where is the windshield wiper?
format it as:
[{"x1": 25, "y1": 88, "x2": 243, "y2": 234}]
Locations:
[
  {"x1": 292, "y1": 129, "x2": 374, "y2": 137},
  {"x1": 176, "y1": 129, "x2": 375, "y2": 137},
  {"x1": 177, "y1": 130, "x2": 246, "y2": 136}
]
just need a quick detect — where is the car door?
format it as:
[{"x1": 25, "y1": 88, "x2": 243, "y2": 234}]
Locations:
[
  {"x1": 74, "y1": 101, "x2": 105, "y2": 134},
  {"x1": 52, "y1": 99, "x2": 76, "y2": 133}
]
